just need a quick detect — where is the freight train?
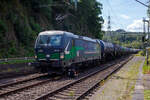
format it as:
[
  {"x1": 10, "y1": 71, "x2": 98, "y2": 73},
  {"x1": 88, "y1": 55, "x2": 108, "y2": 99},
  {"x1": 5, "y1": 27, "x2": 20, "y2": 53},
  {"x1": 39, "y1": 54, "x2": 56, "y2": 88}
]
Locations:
[{"x1": 34, "y1": 30, "x2": 139, "y2": 77}]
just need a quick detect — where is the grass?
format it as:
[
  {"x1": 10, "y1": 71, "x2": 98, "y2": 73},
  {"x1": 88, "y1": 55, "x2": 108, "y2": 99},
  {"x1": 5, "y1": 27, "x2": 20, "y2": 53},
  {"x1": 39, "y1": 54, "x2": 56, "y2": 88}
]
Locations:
[
  {"x1": 135, "y1": 51, "x2": 144, "y2": 56},
  {"x1": 144, "y1": 90, "x2": 150, "y2": 100},
  {"x1": 0, "y1": 59, "x2": 35, "y2": 65},
  {"x1": 143, "y1": 58, "x2": 150, "y2": 74},
  {"x1": 118, "y1": 61, "x2": 142, "y2": 100}
]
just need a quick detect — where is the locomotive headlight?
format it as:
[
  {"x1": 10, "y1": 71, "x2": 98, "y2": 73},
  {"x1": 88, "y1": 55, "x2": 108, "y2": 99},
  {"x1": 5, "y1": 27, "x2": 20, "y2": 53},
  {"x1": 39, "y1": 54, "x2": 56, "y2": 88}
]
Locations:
[
  {"x1": 35, "y1": 55, "x2": 37, "y2": 59},
  {"x1": 60, "y1": 53, "x2": 64, "y2": 59},
  {"x1": 46, "y1": 54, "x2": 50, "y2": 58}
]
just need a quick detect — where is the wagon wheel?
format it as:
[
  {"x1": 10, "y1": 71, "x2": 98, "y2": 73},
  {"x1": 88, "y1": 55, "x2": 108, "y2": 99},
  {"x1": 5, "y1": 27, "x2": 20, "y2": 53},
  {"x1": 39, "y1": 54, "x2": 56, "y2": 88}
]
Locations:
[{"x1": 67, "y1": 66, "x2": 78, "y2": 78}]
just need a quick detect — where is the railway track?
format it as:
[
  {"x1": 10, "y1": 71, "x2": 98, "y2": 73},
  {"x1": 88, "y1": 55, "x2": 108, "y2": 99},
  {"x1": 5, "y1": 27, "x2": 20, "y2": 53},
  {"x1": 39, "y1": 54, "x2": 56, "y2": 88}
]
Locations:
[
  {"x1": 0, "y1": 73, "x2": 48, "y2": 88},
  {"x1": 0, "y1": 56, "x2": 132, "y2": 100},
  {"x1": 34, "y1": 56, "x2": 132, "y2": 100},
  {"x1": 0, "y1": 73, "x2": 54, "y2": 97}
]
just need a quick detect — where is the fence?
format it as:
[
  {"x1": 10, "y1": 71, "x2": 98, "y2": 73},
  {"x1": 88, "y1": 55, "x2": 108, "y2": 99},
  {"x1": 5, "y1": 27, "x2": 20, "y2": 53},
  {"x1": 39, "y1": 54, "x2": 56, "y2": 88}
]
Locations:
[{"x1": 0, "y1": 57, "x2": 34, "y2": 63}]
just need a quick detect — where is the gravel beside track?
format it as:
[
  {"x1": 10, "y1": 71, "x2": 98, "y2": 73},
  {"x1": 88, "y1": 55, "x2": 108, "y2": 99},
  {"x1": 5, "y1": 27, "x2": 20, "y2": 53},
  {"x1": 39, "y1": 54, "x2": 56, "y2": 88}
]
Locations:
[{"x1": 0, "y1": 56, "x2": 131, "y2": 100}]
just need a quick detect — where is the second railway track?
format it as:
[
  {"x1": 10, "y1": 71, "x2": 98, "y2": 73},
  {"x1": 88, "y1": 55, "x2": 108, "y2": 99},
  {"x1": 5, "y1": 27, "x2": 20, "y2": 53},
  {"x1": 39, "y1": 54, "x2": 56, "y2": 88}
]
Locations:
[{"x1": 0, "y1": 73, "x2": 56, "y2": 97}]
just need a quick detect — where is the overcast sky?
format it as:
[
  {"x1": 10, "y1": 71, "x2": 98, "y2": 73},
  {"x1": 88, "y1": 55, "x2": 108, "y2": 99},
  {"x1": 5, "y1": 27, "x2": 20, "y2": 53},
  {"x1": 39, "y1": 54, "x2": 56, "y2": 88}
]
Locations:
[{"x1": 97, "y1": 0, "x2": 148, "y2": 32}]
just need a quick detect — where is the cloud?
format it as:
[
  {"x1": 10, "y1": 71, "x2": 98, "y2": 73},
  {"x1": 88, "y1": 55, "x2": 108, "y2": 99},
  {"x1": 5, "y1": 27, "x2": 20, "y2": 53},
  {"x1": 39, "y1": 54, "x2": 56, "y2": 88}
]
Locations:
[
  {"x1": 120, "y1": 14, "x2": 130, "y2": 20},
  {"x1": 127, "y1": 19, "x2": 143, "y2": 32}
]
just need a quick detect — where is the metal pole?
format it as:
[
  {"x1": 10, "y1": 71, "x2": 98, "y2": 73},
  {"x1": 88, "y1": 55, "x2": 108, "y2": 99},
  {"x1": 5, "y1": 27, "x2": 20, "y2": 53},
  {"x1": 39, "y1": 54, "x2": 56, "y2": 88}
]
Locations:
[
  {"x1": 147, "y1": 21, "x2": 149, "y2": 65},
  {"x1": 143, "y1": 18, "x2": 146, "y2": 34},
  {"x1": 143, "y1": 18, "x2": 146, "y2": 53},
  {"x1": 143, "y1": 18, "x2": 149, "y2": 65}
]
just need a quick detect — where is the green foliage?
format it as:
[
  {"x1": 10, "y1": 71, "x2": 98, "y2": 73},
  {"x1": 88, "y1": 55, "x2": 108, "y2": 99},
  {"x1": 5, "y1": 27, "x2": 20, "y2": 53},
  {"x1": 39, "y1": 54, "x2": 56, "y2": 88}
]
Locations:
[
  {"x1": 103, "y1": 32, "x2": 143, "y2": 49},
  {"x1": 75, "y1": 0, "x2": 103, "y2": 39},
  {"x1": 0, "y1": 19, "x2": 7, "y2": 53},
  {"x1": 7, "y1": 41, "x2": 17, "y2": 56},
  {"x1": 122, "y1": 41, "x2": 142, "y2": 48},
  {"x1": 0, "y1": 40, "x2": 18, "y2": 58},
  {"x1": 14, "y1": 16, "x2": 36, "y2": 45},
  {"x1": 0, "y1": 0, "x2": 103, "y2": 58},
  {"x1": 0, "y1": 19, "x2": 7, "y2": 43},
  {"x1": 25, "y1": 47, "x2": 35, "y2": 57},
  {"x1": 136, "y1": 51, "x2": 144, "y2": 56},
  {"x1": 143, "y1": 57, "x2": 150, "y2": 74},
  {"x1": 7, "y1": 11, "x2": 19, "y2": 24},
  {"x1": 29, "y1": 17, "x2": 41, "y2": 33},
  {"x1": 0, "y1": 59, "x2": 35, "y2": 65},
  {"x1": 0, "y1": 19, "x2": 7, "y2": 34},
  {"x1": 144, "y1": 90, "x2": 150, "y2": 100},
  {"x1": 22, "y1": 0, "x2": 53, "y2": 20}
]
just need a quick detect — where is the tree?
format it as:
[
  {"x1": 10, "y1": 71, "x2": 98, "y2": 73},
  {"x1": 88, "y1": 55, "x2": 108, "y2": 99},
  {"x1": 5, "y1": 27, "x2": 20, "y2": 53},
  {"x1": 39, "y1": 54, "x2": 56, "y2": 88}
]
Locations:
[{"x1": 75, "y1": 0, "x2": 103, "y2": 39}]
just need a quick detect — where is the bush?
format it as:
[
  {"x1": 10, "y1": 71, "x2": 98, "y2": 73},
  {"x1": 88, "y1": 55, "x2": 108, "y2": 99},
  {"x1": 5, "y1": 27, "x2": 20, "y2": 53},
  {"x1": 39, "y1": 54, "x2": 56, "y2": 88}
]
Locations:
[
  {"x1": 0, "y1": 19, "x2": 7, "y2": 48},
  {"x1": 14, "y1": 16, "x2": 36, "y2": 45},
  {"x1": 0, "y1": 19, "x2": 7, "y2": 38},
  {"x1": 7, "y1": 11, "x2": 18, "y2": 24},
  {"x1": 22, "y1": 0, "x2": 53, "y2": 20},
  {"x1": 29, "y1": 17, "x2": 41, "y2": 33},
  {"x1": 7, "y1": 41, "x2": 17, "y2": 56}
]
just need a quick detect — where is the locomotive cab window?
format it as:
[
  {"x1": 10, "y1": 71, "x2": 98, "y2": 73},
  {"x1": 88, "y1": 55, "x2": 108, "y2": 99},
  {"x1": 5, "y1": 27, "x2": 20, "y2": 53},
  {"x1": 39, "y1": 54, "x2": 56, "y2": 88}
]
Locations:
[{"x1": 36, "y1": 35, "x2": 62, "y2": 47}]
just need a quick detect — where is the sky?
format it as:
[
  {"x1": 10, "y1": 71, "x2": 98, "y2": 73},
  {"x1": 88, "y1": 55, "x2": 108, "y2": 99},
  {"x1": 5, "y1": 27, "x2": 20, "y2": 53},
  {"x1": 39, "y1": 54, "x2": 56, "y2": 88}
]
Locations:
[{"x1": 97, "y1": 0, "x2": 148, "y2": 32}]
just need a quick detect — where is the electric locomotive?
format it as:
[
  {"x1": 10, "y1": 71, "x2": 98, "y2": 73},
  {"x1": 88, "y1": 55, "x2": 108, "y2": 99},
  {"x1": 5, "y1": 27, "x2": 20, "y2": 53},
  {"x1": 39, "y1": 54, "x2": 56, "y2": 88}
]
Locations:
[{"x1": 34, "y1": 30, "x2": 101, "y2": 76}]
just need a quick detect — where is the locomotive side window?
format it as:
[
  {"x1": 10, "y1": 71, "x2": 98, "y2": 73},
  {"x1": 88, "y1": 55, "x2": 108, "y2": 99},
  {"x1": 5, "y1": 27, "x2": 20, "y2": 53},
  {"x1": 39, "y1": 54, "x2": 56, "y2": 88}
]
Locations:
[
  {"x1": 75, "y1": 39, "x2": 84, "y2": 48},
  {"x1": 85, "y1": 42, "x2": 97, "y2": 53}
]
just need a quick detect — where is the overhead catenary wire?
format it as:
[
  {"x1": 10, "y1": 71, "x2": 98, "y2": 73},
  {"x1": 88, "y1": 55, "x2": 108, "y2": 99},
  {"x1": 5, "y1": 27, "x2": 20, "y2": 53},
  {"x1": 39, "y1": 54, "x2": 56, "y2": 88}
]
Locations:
[
  {"x1": 105, "y1": 0, "x2": 125, "y2": 30},
  {"x1": 135, "y1": 0, "x2": 149, "y2": 7}
]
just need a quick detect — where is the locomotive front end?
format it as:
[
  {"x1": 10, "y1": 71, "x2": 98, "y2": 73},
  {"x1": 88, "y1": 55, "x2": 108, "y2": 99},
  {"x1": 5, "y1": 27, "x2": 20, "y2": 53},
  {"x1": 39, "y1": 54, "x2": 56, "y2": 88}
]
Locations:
[{"x1": 34, "y1": 31, "x2": 65, "y2": 69}]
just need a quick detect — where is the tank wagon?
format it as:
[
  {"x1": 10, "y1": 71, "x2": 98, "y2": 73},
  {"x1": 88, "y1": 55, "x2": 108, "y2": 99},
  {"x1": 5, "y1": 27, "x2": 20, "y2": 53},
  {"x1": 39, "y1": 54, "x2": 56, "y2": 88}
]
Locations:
[
  {"x1": 97, "y1": 40, "x2": 115, "y2": 61},
  {"x1": 34, "y1": 30, "x2": 138, "y2": 77}
]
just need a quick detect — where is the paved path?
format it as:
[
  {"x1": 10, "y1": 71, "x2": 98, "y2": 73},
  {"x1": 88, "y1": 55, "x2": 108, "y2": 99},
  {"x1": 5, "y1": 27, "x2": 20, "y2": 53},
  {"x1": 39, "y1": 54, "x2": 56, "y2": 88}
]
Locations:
[
  {"x1": 132, "y1": 58, "x2": 145, "y2": 100},
  {"x1": 89, "y1": 56, "x2": 145, "y2": 100}
]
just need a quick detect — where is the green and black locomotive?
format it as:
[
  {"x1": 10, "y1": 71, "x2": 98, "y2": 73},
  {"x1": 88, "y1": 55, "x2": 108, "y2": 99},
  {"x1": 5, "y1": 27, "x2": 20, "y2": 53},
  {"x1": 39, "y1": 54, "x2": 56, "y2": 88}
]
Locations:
[{"x1": 34, "y1": 31, "x2": 101, "y2": 76}]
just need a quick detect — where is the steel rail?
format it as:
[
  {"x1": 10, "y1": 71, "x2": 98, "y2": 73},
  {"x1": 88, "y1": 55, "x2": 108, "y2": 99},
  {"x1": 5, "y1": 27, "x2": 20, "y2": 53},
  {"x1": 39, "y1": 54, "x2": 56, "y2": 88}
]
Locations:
[
  {"x1": 0, "y1": 73, "x2": 47, "y2": 89},
  {"x1": 0, "y1": 74, "x2": 60, "y2": 97}
]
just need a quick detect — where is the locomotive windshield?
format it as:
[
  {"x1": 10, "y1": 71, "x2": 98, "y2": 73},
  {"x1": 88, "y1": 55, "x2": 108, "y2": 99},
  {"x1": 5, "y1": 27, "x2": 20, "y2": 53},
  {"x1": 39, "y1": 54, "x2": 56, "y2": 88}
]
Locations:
[{"x1": 36, "y1": 35, "x2": 62, "y2": 47}]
